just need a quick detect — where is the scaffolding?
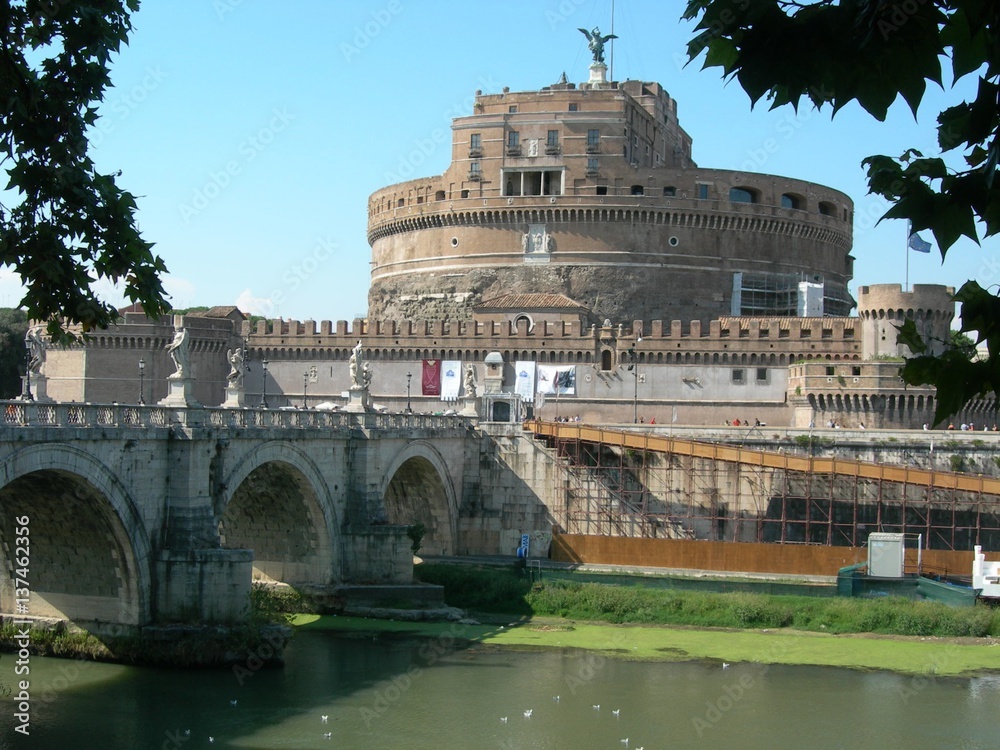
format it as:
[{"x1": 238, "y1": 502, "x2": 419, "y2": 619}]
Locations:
[{"x1": 526, "y1": 421, "x2": 1000, "y2": 551}]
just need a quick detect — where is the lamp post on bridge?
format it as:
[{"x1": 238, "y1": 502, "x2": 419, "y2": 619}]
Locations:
[
  {"x1": 22, "y1": 347, "x2": 32, "y2": 401},
  {"x1": 405, "y1": 371, "x2": 412, "y2": 413},
  {"x1": 138, "y1": 358, "x2": 145, "y2": 405},
  {"x1": 260, "y1": 358, "x2": 269, "y2": 409}
]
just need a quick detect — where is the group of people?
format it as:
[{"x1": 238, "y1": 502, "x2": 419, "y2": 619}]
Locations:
[
  {"x1": 945, "y1": 422, "x2": 999, "y2": 431},
  {"x1": 728, "y1": 418, "x2": 764, "y2": 427},
  {"x1": 553, "y1": 415, "x2": 581, "y2": 423}
]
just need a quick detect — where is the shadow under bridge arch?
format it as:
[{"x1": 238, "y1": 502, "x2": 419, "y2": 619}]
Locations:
[
  {"x1": 219, "y1": 443, "x2": 339, "y2": 586},
  {"x1": 0, "y1": 444, "x2": 150, "y2": 627},
  {"x1": 380, "y1": 443, "x2": 458, "y2": 556}
]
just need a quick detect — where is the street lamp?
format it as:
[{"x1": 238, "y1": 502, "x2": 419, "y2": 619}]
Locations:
[
  {"x1": 138, "y1": 358, "x2": 145, "y2": 405},
  {"x1": 22, "y1": 347, "x2": 33, "y2": 401},
  {"x1": 303, "y1": 370, "x2": 309, "y2": 409},
  {"x1": 260, "y1": 358, "x2": 269, "y2": 408},
  {"x1": 405, "y1": 371, "x2": 412, "y2": 413},
  {"x1": 628, "y1": 337, "x2": 643, "y2": 424}
]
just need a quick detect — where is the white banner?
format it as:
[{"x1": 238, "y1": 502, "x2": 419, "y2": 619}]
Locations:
[
  {"x1": 515, "y1": 361, "x2": 536, "y2": 400},
  {"x1": 536, "y1": 365, "x2": 576, "y2": 395},
  {"x1": 441, "y1": 360, "x2": 462, "y2": 401}
]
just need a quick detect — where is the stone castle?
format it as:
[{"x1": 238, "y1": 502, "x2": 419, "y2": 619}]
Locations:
[{"x1": 28, "y1": 62, "x2": 994, "y2": 428}]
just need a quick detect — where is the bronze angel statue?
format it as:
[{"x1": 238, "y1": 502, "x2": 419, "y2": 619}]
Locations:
[{"x1": 579, "y1": 26, "x2": 617, "y2": 64}]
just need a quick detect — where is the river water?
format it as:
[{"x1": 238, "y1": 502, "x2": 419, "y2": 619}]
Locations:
[{"x1": 2, "y1": 628, "x2": 998, "y2": 749}]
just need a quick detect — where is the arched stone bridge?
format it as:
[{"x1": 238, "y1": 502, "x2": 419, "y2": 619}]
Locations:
[{"x1": 0, "y1": 402, "x2": 491, "y2": 633}]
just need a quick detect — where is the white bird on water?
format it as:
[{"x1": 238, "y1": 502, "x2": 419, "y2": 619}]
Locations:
[
  {"x1": 321, "y1": 715, "x2": 328, "y2": 724},
  {"x1": 620, "y1": 738, "x2": 629, "y2": 747},
  {"x1": 230, "y1": 699, "x2": 238, "y2": 706},
  {"x1": 552, "y1": 695, "x2": 560, "y2": 702},
  {"x1": 592, "y1": 704, "x2": 600, "y2": 711},
  {"x1": 500, "y1": 717, "x2": 508, "y2": 723},
  {"x1": 612, "y1": 709, "x2": 621, "y2": 717},
  {"x1": 323, "y1": 733, "x2": 332, "y2": 740},
  {"x1": 523, "y1": 709, "x2": 533, "y2": 718},
  {"x1": 722, "y1": 662, "x2": 731, "y2": 669}
]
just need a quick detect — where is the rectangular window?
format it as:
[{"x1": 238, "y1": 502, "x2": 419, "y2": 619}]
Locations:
[
  {"x1": 596, "y1": 185, "x2": 608, "y2": 195},
  {"x1": 568, "y1": 103, "x2": 578, "y2": 112},
  {"x1": 587, "y1": 157, "x2": 599, "y2": 172},
  {"x1": 732, "y1": 368, "x2": 745, "y2": 384},
  {"x1": 825, "y1": 366, "x2": 835, "y2": 376},
  {"x1": 697, "y1": 183, "x2": 709, "y2": 199},
  {"x1": 756, "y1": 368, "x2": 768, "y2": 382},
  {"x1": 663, "y1": 186, "x2": 676, "y2": 197},
  {"x1": 547, "y1": 130, "x2": 559, "y2": 147},
  {"x1": 852, "y1": 366, "x2": 861, "y2": 377},
  {"x1": 587, "y1": 129, "x2": 600, "y2": 147},
  {"x1": 508, "y1": 131, "x2": 519, "y2": 147},
  {"x1": 508, "y1": 105, "x2": 518, "y2": 113},
  {"x1": 470, "y1": 133, "x2": 481, "y2": 149}
]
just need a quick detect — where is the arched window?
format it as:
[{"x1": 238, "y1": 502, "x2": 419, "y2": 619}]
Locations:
[
  {"x1": 729, "y1": 187, "x2": 757, "y2": 203},
  {"x1": 818, "y1": 201, "x2": 836, "y2": 216},
  {"x1": 601, "y1": 350, "x2": 612, "y2": 371},
  {"x1": 781, "y1": 193, "x2": 802, "y2": 210},
  {"x1": 631, "y1": 184, "x2": 644, "y2": 196},
  {"x1": 435, "y1": 190, "x2": 446, "y2": 201}
]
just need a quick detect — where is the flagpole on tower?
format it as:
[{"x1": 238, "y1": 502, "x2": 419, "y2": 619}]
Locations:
[
  {"x1": 906, "y1": 220, "x2": 910, "y2": 292},
  {"x1": 609, "y1": 0, "x2": 615, "y2": 82}
]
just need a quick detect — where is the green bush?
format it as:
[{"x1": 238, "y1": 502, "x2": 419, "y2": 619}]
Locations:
[{"x1": 414, "y1": 564, "x2": 1000, "y2": 637}]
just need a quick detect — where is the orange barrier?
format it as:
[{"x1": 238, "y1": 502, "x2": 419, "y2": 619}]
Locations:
[{"x1": 551, "y1": 533, "x2": 976, "y2": 579}]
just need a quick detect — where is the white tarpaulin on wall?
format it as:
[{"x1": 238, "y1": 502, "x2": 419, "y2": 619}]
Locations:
[
  {"x1": 441, "y1": 360, "x2": 462, "y2": 401},
  {"x1": 515, "y1": 361, "x2": 536, "y2": 400},
  {"x1": 536, "y1": 365, "x2": 576, "y2": 395}
]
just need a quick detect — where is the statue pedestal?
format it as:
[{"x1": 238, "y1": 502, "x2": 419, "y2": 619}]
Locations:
[
  {"x1": 222, "y1": 385, "x2": 245, "y2": 408},
  {"x1": 587, "y1": 62, "x2": 610, "y2": 88},
  {"x1": 459, "y1": 396, "x2": 479, "y2": 418},
  {"x1": 343, "y1": 387, "x2": 371, "y2": 413},
  {"x1": 159, "y1": 377, "x2": 201, "y2": 408}
]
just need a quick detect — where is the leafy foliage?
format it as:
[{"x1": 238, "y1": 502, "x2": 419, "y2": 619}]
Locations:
[
  {"x1": 683, "y1": 0, "x2": 1000, "y2": 424},
  {"x1": 0, "y1": 0, "x2": 169, "y2": 342},
  {"x1": 0, "y1": 308, "x2": 28, "y2": 398}
]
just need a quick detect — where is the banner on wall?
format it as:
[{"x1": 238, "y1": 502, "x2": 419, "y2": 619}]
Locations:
[
  {"x1": 536, "y1": 365, "x2": 576, "y2": 395},
  {"x1": 441, "y1": 360, "x2": 462, "y2": 401},
  {"x1": 421, "y1": 360, "x2": 441, "y2": 396},
  {"x1": 515, "y1": 361, "x2": 536, "y2": 400}
]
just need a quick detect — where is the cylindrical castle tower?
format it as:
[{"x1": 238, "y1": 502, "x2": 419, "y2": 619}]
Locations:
[
  {"x1": 367, "y1": 77, "x2": 855, "y2": 324},
  {"x1": 857, "y1": 284, "x2": 956, "y2": 359}
]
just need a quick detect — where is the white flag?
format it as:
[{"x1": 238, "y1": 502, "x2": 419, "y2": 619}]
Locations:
[
  {"x1": 441, "y1": 360, "x2": 461, "y2": 401},
  {"x1": 515, "y1": 361, "x2": 536, "y2": 400}
]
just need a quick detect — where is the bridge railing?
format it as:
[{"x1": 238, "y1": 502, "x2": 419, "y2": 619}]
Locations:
[{"x1": 1, "y1": 400, "x2": 474, "y2": 431}]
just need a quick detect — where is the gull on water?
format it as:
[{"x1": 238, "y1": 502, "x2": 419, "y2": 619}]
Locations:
[
  {"x1": 612, "y1": 709, "x2": 621, "y2": 717},
  {"x1": 523, "y1": 709, "x2": 533, "y2": 718},
  {"x1": 500, "y1": 717, "x2": 508, "y2": 723},
  {"x1": 592, "y1": 704, "x2": 600, "y2": 711},
  {"x1": 321, "y1": 715, "x2": 328, "y2": 724}
]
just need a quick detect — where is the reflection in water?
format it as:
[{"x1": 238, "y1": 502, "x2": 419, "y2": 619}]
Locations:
[{"x1": 1, "y1": 630, "x2": 997, "y2": 749}]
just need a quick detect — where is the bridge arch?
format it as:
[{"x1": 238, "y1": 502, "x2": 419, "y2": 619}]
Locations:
[
  {"x1": 219, "y1": 442, "x2": 339, "y2": 585},
  {"x1": 0, "y1": 444, "x2": 151, "y2": 626},
  {"x1": 379, "y1": 441, "x2": 458, "y2": 556}
]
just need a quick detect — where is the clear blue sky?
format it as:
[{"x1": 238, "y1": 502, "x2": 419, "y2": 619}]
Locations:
[{"x1": 3, "y1": 0, "x2": 995, "y2": 322}]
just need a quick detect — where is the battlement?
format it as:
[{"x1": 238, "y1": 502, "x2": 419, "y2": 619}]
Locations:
[{"x1": 246, "y1": 315, "x2": 860, "y2": 347}]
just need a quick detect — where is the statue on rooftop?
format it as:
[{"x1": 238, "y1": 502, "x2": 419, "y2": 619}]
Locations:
[
  {"x1": 25, "y1": 325, "x2": 45, "y2": 374},
  {"x1": 166, "y1": 327, "x2": 190, "y2": 379},
  {"x1": 349, "y1": 340, "x2": 364, "y2": 388},
  {"x1": 226, "y1": 347, "x2": 245, "y2": 388},
  {"x1": 579, "y1": 26, "x2": 617, "y2": 64}
]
